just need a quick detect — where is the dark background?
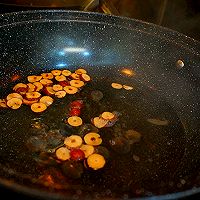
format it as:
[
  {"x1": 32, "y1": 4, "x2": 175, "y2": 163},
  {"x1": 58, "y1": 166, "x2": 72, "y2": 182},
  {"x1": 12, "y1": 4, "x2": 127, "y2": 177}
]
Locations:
[{"x1": 108, "y1": 0, "x2": 200, "y2": 41}]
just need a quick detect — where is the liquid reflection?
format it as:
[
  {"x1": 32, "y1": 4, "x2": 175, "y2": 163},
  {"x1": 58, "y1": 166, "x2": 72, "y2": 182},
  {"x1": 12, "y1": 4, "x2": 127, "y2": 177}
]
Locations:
[
  {"x1": 56, "y1": 63, "x2": 67, "y2": 68},
  {"x1": 64, "y1": 47, "x2": 87, "y2": 53},
  {"x1": 58, "y1": 47, "x2": 90, "y2": 57},
  {"x1": 82, "y1": 51, "x2": 90, "y2": 56},
  {"x1": 58, "y1": 51, "x2": 65, "y2": 56}
]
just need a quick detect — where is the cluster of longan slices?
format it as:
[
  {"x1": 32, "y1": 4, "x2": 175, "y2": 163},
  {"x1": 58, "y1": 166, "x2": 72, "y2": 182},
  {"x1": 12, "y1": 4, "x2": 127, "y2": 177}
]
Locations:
[
  {"x1": 56, "y1": 133, "x2": 105, "y2": 170},
  {"x1": 111, "y1": 82, "x2": 133, "y2": 90},
  {"x1": 0, "y1": 68, "x2": 91, "y2": 113},
  {"x1": 91, "y1": 111, "x2": 119, "y2": 128}
]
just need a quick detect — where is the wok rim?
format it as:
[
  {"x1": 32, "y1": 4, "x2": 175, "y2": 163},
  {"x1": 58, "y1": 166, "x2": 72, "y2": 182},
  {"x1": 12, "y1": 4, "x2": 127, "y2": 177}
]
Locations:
[
  {"x1": 0, "y1": 9, "x2": 200, "y2": 199},
  {"x1": 0, "y1": 10, "x2": 200, "y2": 45},
  {"x1": 0, "y1": 175, "x2": 199, "y2": 200}
]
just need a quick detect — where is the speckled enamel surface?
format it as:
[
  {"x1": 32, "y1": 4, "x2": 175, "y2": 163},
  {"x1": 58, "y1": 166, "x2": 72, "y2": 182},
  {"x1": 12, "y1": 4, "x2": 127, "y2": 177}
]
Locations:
[{"x1": 0, "y1": 10, "x2": 200, "y2": 200}]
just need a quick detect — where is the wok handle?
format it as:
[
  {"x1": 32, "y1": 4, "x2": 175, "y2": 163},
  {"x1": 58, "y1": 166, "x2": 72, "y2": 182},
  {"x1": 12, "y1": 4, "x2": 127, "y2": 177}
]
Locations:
[
  {"x1": 83, "y1": 0, "x2": 99, "y2": 11},
  {"x1": 98, "y1": 0, "x2": 120, "y2": 15}
]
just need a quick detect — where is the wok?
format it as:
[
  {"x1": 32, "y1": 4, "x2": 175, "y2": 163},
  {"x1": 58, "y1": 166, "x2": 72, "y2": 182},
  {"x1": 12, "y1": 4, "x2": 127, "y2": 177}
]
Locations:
[{"x1": 0, "y1": 10, "x2": 200, "y2": 200}]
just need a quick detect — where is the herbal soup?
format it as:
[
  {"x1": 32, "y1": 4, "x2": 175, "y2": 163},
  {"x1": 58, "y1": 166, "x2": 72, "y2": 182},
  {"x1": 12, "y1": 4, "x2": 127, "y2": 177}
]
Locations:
[{"x1": 0, "y1": 67, "x2": 186, "y2": 198}]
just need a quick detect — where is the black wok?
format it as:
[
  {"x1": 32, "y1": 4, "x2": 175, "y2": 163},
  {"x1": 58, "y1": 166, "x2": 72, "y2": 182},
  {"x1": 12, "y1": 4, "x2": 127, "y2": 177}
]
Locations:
[{"x1": 0, "y1": 10, "x2": 200, "y2": 200}]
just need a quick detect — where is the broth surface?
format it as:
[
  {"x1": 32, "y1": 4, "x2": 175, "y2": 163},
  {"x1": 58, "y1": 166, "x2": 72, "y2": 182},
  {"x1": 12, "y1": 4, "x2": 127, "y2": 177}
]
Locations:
[{"x1": 0, "y1": 66, "x2": 188, "y2": 198}]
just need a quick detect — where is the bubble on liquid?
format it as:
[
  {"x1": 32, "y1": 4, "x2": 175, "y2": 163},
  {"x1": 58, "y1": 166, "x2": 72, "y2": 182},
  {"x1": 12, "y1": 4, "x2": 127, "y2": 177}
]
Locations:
[
  {"x1": 180, "y1": 179, "x2": 186, "y2": 185},
  {"x1": 105, "y1": 189, "x2": 112, "y2": 195},
  {"x1": 176, "y1": 60, "x2": 184, "y2": 69},
  {"x1": 76, "y1": 189, "x2": 82, "y2": 195},
  {"x1": 133, "y1": 154, "x2": 140, "y2": 162},
  {"x1": 94, "y1": 192, "x2": 100, "y2": 199}
]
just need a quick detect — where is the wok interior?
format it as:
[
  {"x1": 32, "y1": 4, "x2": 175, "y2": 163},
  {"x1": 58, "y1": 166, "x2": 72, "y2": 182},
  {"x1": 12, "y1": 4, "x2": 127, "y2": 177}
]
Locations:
[{"x1": 0, "y1": 11, "x2": 200, "y2": 199}]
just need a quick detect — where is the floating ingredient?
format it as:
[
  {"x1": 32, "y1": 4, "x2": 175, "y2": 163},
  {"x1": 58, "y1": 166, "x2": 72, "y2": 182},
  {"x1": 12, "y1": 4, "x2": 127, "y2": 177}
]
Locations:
[
  {"x1": 62, "y1": 69, "x2": 71, "y2": 77},
  {"x1": 70, "y1": 149, "x2": 85, "y2": 161},
  {"x1": 4, "y1": 68, "x2": 90, "y2": 113},
  {"x1": 31, "y1": 102, "x2": 47, "y2": 113},
  {"x1": 70, "y1": 100, "x2": 84, "y2": 109},
  {"x1": 33, "y1": 82, "x2": 43, "y2": 91},
  {"x1": 69, "y1": 108, "x2": 81, "y2": 117},
  {"x1": 87, "y1": 153, "x2": 106, "y2": 170},
  {"x1": 70, "y1": 73, "x2": 80, "y2": 80},
  {"x1": 109, "y1": 136, "x2": 131, "y2": 154},
  {"x1": 124, "y1": 130, "x2": 142, "y2": 144},
  {"x1": 80, "y1": 74, "x2": 91, "y2": 82},
  {"x1": 92, "y1": 117, "x2": 108, "y2": 128},
  {"x1": 111, "y1": 83, "x2": 134, "y2": 91},
  {"x1": 63, "y1": 86, "x2": 78, "y2": 94},
  {"x1": 52, "y1": 84, "x2": 63, "y2": 91},
  {"x1": 25, "y1": 91, "x2": 41, "y2": 101},
  {"x1": 80, "y1": 144, "x2": 94, "y2": 158},
  {"x1": 111, "y1": 83, "x2": 123, "y2": 89},
  {"x1": 6, "y1": 93, "x2": 23, "y2": 101},
  {"x1": 84, "y1": 132, "x2": 102, "y2": 146},
  {"x1": 7, "y1": 97, "x2": 22, "y2": 109},
  {"x1": 55, "y1": 75, "x2": 67, "y2": 82},
  {"x1": 70, "y1": 80, "x2": 85, "y2": 88},
  {"x1": 123, "y1": 85, "x2": 134, "y2": 90},
  {"x1": 41, "y1": 72, "x2": 54, "y2": 79},
  {"x1": 40, "y1": 79, "x2": 53, "y2": 86},
  {"x1": 43, "y1": 86, "x2": 55, "y2": 96},
  {"x1": 75, "y1": 68, "x2": 87, "y2": 75},
  {"x1": 92, "y1": 111, "x2": 120, "y2": 128},
  {"x1": 56, "y1": 147, "x2": 70, "y2": 161},
  {"x1": 67, "y1": 116, "x2": 83, "y2": 127},
  {"x1": 59, "y1": 80, "x2": 70, "y2": 87},
  {"x1": 55, "y1": 91, "x2": 67, "y2": 98},
  {"x1": 147, "y1": 118, "x2": 169, "y2": 126},
  {"x1": 39, "y1": 96, "x2": 54, "y2": 106},
  {"x1": 27, "y1": 75, "x2": 42, "y2": 83},
  {"x1": 13, "y1": 83, "x2": 28, "y2": 94},
  {"x1": 64, "y1": 135, "x2": 83, "y2": 148},
  {"x1": 90, "y1": 90, "x2": 103, "y2": 102},
  {"x1": 0, "y1": 99, "x2": 7, "y2": 108},
  {"x1": 51, "y1": 69, "x2": 61, "y2": 76},
  {"x1": 101, "y1": 112, "x2": 115, "y2": 120},
  {"x1": 27, "y1": 83, "x2": 36, "y2": 92}
]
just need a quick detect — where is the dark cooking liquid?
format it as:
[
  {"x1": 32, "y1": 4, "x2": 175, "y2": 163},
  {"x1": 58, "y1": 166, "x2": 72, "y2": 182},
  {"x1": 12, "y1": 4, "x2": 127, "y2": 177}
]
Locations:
[{"x1": 0, "y1": 67, "x2": 188, "y2": 199}]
